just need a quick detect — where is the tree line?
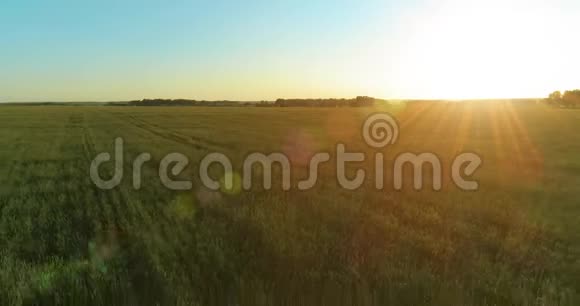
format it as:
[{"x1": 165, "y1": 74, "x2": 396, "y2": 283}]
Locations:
[
  {"x1": 547, "y1": 90, "x2": 580, "y2": 108},
  {"x1": 124, "y1": 99, "x2": 242, "y2": 106},
  {"x1": 117, "y1": 96, "x2": 384, "y2": 107},
  {"x1": 274, "y1": 96, "x2": 381, "y2": 107}
]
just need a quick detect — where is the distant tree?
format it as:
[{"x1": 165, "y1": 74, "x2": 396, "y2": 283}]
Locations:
[
  {"x1": 546, "y1": 90, "x2": 580, "y2": 108},
  {"x1": 547, "y1": 91, "x2": 562, "y2": 105},
  {"x1": 354, "y1": 96, "x2": 376, "y2": 107},
  {"x1": 562, "y1": 90, "x2": 580, "y2": 108}
]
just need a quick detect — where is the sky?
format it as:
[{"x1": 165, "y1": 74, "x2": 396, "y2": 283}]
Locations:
[{"x1": 1, "y1": 0, "x2": 579, "y2": 102}]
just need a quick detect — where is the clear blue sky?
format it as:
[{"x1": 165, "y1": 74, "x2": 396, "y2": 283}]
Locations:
[{"x1": 1, "y1": 0, "x2": 579, "y2": 102}]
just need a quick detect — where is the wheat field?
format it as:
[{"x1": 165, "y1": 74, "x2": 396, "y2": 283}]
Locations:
[{"x1": 0, "y1": 102, "x2": 578, "y2": 305}]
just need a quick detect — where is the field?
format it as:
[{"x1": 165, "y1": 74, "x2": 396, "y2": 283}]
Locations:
[{"x1": 0, "y1": 103, "x2": 579, "y2": 305}]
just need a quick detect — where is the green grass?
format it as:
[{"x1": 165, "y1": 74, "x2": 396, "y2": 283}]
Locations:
[{"x1": 0, "y1": 102, "x2": 578, "y2": 305}]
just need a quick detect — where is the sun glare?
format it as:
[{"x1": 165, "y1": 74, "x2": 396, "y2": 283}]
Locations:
[{"x1": 380, "y1": 0, "x2": 579, "y2": 100}]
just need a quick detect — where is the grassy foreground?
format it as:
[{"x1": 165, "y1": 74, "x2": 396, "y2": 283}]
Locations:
[{"x1": 0, "y1": 103, "x2": 579, "y2": 305}]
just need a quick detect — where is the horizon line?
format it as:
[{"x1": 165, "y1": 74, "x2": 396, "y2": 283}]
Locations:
[{"x1": 0, "y1": 96, "x2": 544, "y2": 104}]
